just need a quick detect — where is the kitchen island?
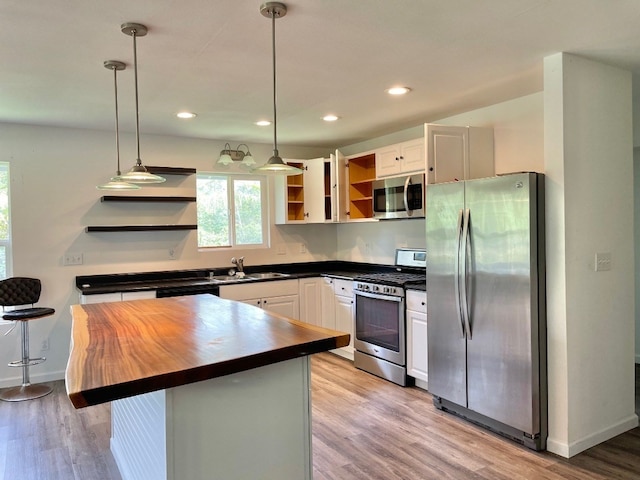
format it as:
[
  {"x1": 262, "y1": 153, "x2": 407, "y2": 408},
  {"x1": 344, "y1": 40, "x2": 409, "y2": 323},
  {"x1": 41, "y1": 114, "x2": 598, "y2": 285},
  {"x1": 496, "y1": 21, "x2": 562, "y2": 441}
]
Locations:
[{"x1": 65, "y1": 294, "x2": 350, "y2": 480}]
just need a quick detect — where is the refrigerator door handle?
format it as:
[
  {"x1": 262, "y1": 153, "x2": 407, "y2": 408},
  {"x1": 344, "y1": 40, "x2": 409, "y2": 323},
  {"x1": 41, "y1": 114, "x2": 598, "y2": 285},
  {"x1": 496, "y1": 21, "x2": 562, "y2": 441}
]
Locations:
[
  {"x1": 461, "y1": 208, "x2": 472, "y2": 339},
  {"x1": 454, "y1": 208, "x2": 466, "y2": 338}
]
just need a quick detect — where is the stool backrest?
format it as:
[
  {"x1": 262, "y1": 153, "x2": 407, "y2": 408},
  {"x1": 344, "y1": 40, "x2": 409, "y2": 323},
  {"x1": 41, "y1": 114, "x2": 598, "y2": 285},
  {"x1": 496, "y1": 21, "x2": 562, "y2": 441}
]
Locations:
[{"x1": 0, "y1": 277, "x2": 42, "y2": 308}]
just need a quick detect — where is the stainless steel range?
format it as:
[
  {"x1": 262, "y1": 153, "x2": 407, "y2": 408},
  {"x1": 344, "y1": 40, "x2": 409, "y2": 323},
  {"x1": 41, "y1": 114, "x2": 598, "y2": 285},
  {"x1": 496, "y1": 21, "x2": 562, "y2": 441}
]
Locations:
[{"x1": 353, "y1": 248, "x2": 426, "y2": 386}]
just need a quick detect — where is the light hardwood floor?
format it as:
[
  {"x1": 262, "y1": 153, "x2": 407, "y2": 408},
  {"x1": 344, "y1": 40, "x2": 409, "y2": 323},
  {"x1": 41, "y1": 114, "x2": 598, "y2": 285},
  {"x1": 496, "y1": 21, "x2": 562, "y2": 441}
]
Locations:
[{"x1": 1, "y1": 355, "x2": 639, "y2": 480}]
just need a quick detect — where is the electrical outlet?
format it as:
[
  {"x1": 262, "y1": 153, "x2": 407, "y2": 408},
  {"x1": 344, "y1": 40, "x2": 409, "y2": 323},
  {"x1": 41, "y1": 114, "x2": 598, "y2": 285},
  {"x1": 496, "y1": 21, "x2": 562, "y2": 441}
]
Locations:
[
  {"x1": 364, "y1": 243, "x2": 371, "y2": 254},
  {"x1": 63, "y1": 253, "x2": 83, "y2": 266},
  {"x1": 169, "y1": 248, "x2": 176, "y2": 260},
  {"x1": 595, "y1": 252, "x2": 611, "y2": 272},
  {"x1": 277, "y1": 245, "x2": 286, "y2": 255},
  {"x1": 41, "y1": 338, "x2": 49, "y2": 351},
  {"x1": 299, "y1": 243, "x2": 306, "y2": 254}
]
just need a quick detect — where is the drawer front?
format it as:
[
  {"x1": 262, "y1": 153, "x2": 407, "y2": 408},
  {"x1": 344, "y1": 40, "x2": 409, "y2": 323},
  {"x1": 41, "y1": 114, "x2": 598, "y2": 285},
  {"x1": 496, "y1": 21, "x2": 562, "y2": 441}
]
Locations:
[
  {"x1": 333, "y1": 279, "x2": 353, "y2": 297},
  {"x1": 406, "y1": 290, "x2": 426, "y2": 313}
]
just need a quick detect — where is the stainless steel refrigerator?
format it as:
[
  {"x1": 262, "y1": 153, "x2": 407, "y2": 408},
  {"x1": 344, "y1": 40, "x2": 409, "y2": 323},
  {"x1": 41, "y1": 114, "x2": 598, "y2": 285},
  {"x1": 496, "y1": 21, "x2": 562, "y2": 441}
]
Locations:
[{"x1": 426, "y1": 172, "x2": 547, "y2": 450}]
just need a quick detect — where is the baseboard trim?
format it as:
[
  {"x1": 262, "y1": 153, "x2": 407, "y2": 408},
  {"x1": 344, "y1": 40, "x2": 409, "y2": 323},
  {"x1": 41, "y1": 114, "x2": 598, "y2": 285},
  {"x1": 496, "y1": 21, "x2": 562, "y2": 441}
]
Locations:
[
  {"x1": 0, "y1": 369, "x2": 65, "y2": 389},
  {"x1": 547, "y1": 413, "x2": 639, "y2": 458}
]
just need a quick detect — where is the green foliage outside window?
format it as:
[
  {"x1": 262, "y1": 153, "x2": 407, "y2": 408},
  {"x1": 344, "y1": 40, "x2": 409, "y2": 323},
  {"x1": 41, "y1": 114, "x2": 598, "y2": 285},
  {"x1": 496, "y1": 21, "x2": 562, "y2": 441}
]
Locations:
[{"x1": 197, "y1": 174, "x2": 265, "y2": 248}]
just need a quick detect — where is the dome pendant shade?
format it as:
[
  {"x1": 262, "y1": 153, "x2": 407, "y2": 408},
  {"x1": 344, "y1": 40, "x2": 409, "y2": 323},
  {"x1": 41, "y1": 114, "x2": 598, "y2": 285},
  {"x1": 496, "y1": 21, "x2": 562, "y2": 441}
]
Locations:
[
  {"x1": 253, "y1": 2, "x2": 302, "y2": 176},
  {"x1": 114, "y1": 23, "x2": 165, "y2": 185},
  {"x1": 97, "y1": 60, "x2": 141, "y2": 191}
]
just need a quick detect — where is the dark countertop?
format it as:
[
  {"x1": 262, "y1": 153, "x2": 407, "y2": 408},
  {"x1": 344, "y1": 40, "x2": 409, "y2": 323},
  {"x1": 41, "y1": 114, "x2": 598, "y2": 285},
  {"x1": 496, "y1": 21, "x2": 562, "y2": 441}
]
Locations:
[
  {"x1": 406, "y1": 283, "x2": 427, "y2": 292},
  {"x1": 66, "y1": 295, "x2": 350, "y2": 408},
  {"x1": 76, "y1": 261, "x2": 411, "y2": 295}
]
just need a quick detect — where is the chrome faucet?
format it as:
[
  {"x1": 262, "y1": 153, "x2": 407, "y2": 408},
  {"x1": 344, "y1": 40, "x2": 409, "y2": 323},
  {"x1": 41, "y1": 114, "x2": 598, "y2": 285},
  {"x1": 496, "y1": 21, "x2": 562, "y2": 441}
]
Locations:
[{"x1": 231, "y1": 256, "x2": 244, "y2": 273}]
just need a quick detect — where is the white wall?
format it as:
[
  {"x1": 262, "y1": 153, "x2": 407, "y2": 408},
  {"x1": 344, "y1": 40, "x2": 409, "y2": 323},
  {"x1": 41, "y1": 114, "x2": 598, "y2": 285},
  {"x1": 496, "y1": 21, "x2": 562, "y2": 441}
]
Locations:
[
  {"x1": 544, "y1": 53, "x2": 637, "y2": 457},
  {"x1": 0, "y1": 122, "x2": 336, "y2": 386},
  {"x1": 636, "y1": 147, "x2": 640, "y2": 363}
]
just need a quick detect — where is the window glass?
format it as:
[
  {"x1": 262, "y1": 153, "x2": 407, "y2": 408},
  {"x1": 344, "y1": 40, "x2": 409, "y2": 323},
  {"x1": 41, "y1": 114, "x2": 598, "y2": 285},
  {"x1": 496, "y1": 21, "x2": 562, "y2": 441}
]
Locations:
[
  {"x1": 0, "y1": 164, "x2": 10, "y2": 279},
  {"x1": 197, "y1": 173, "x2": 267, "y2": 248}
]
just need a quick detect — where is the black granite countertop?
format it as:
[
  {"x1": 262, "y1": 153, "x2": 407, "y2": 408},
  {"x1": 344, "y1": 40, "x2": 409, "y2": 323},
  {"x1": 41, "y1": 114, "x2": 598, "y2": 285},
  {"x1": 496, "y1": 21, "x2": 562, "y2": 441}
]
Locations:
[{"x1": 76, "y1": 261, "x2": 411, "y2": 295}]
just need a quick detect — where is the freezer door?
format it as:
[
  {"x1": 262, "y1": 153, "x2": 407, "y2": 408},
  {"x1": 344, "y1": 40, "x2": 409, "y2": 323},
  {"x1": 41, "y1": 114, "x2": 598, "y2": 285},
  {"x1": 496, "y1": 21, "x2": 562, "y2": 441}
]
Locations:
[
  {"x1": 426, "y1": 181, "x2": 467, "y2": 406},
  {"x1": 464, "y1": 173, "x2": 541, "y2": 435}
]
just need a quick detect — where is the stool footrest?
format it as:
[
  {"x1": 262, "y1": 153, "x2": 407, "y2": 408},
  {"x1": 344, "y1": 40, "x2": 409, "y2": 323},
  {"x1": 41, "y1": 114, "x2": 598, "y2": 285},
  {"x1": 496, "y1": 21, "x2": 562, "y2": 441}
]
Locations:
[{"x1": 8, "y1": 357, "x2": 46, "y2": 367}]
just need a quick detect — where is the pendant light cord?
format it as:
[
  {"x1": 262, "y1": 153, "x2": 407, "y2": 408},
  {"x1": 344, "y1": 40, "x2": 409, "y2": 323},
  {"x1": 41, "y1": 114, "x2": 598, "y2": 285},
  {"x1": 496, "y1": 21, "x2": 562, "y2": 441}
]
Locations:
[
  {"x1": 132, "y1": 29, "x2": 142, "y2": 166},
  {"x1": 271, "y1": 11, "x2": 278, "y2": 157},
  {"x1": 111, "y1": 65, "x2": 122, "y2": 176}
]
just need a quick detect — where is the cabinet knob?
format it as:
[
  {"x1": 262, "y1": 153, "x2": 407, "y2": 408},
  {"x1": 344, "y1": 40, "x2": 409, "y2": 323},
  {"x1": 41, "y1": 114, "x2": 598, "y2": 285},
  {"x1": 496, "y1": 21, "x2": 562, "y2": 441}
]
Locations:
[
  {"x1": 399, "y1": 156, "x2": 404, "y2": 160},
  {"x1": 429, "y1": 167, "x2": 434, "y2": 172},
  {"x1": 304, "y1": 212, "x2": 309, "y2": 218}
]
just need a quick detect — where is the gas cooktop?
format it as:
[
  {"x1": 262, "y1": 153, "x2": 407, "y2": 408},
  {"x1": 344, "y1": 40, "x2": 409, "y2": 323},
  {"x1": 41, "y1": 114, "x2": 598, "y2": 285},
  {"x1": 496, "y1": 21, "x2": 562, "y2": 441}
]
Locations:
[{"x1": 353, "y1": 271, "x2": 426, "y2": 287}]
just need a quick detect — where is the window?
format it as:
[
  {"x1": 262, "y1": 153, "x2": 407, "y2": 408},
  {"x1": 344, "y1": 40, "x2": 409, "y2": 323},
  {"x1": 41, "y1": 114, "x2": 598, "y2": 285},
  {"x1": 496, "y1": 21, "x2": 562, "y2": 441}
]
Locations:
[
  {"x1": 0, "y1": 163, "x2": 10, "y2": 279},
  {"x1": 197, "y1": 173, "x2": 268, "y2": 248}
]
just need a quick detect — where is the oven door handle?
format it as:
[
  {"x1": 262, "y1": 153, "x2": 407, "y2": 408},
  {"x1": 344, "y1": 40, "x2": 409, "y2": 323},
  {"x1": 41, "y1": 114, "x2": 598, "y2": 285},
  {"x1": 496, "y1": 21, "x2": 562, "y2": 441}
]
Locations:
[
  {"x1": 454, "y1": 208, "x2": 466, "y2": 339},
  {"x1": 354, "y1": 290, "x2": 403, "y2": 303}
]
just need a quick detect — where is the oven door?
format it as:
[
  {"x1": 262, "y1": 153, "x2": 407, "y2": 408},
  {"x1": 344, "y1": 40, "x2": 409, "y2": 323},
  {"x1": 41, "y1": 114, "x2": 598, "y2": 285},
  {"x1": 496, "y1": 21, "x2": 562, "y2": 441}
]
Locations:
[{"x1": 354, "y1": 290, "x2": 406, "y2": 366}]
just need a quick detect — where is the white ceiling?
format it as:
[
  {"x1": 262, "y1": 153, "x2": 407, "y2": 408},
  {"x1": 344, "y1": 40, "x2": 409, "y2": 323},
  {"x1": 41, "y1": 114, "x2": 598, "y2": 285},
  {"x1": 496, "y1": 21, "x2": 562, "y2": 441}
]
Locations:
[{"x1": 2, "y1": 0, "x2": 640, "y2": 148}]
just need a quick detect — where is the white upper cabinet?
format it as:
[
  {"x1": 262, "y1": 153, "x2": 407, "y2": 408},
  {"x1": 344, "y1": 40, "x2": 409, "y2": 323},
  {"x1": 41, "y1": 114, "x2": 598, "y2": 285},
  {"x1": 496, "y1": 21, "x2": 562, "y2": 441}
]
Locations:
[
  {"x1": 425, "y1": 124, "x2": 494, "y2": 184},
  {"x1": 375, "y1": 138, "x2": 425, "y2": 178},
  {"x1": 275, "y1": 158, "x2": 334, "y2": 224}
]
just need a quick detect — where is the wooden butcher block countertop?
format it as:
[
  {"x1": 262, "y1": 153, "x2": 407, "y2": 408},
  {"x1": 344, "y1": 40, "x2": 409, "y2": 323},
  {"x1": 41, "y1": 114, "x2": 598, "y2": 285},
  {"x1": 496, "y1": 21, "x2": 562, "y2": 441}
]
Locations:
[{"x1": 65, "y1": 294, "x2": 350, "y2": 408}]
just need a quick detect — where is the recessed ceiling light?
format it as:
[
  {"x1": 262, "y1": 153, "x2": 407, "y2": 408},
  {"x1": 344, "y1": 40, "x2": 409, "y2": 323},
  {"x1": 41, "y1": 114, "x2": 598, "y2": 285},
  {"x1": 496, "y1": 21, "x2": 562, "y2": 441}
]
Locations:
[
  {"x1": 255, "y1": 120, "x2": 272, "y2": 126},
  {"x1": 323, "y1": 114, "x2": 339, "y2": 122},
  {"x1": 176, "y1": 111, "x2": 197, "y2": 119},
  {"x1": 386, "y1": 86, "x2": 412, "y2": 96}
]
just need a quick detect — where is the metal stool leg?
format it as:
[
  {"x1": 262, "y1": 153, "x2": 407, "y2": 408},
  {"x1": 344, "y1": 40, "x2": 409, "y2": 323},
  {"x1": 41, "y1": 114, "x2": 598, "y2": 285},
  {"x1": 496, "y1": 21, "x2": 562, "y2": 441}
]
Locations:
[{"x1": 0, "y1": 320, "x2": 52, "y2": 402}]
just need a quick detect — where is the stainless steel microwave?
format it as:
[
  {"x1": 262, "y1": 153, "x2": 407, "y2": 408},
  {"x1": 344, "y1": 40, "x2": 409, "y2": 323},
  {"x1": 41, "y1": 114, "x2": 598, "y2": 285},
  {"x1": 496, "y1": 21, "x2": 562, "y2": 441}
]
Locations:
[{"x1": 372, "y1": 174, "x2": 425, "y2": 220}]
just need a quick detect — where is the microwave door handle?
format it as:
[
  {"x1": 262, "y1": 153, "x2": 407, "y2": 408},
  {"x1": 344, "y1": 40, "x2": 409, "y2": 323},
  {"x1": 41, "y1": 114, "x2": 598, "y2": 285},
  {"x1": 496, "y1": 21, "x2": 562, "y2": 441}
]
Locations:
[
  {"x1": 454, "y1": 208, "x2": 466, "y2": 339},
  {"x1": 403, "y1": 176, "x2": 412, "y2": 215}
]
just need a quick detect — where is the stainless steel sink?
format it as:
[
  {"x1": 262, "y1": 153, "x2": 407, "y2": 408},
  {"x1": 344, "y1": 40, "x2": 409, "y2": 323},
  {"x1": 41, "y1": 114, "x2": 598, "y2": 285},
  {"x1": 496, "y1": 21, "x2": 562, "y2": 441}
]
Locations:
[
  {"x1": 246, "y1": 272, "x2": 290, "y2": 279},
  {"x1": 208, "y1": 275, "x2": 251, "y2": 283}
]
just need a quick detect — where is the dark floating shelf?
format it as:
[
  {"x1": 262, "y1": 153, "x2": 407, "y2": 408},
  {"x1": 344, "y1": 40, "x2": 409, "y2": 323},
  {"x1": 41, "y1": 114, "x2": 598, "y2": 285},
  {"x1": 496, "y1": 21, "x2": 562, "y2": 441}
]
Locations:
[
  {"x1": 146, "y1": 166, "x2": 196, "y2": 175},
  {"x1": 86, "y1": 225, "x2": 198, "y2": 233},
  {"x1": 100, "y1": 196, "x2": 197, "y2": 203}
]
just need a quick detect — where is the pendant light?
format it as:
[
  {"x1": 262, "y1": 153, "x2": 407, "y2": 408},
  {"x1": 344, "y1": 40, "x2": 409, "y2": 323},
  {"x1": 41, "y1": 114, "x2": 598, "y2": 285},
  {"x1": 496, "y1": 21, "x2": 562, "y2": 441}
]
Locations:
[
  {"x1": 97, "y1": 61, "x2": 141, "y2": 190},
  {"x1": 253, "y1": 2, "x2": 302, "y2": 176},
  {"x1": 114, "y1": 23, "x2": 166, "y2": 184}
]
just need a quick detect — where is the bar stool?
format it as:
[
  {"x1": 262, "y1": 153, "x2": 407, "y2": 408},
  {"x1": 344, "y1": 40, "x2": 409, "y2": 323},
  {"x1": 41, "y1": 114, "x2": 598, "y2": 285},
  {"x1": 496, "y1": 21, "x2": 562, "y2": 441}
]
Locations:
[{"x1": 0, "y1": 277, "x2": 55, "y2": 401}]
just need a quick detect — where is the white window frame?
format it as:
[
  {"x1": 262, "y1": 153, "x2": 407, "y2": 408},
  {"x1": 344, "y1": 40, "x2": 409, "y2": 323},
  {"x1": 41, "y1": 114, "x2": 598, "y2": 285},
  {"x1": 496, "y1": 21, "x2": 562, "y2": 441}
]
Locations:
[
  {"x1": 0, "y1": 163, "x2": 11, "y2": 280},
  {"x1": 196, "y1": 172, "x2": 269, "y2": 249}
]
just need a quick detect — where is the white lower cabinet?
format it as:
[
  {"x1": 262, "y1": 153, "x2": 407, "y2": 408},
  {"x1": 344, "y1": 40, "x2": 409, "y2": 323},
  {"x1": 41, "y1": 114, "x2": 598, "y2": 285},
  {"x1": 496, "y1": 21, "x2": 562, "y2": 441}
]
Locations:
[
  {"x1": 331, "y1": 279, "x2": 354, "y2": 361},
  {"x1": 80, "y1": 290, "x2": 157, "y2": 304},
  {"x1": 219, "y1": 279, "x2": 300, "y2": 320},
  {"x1": 298, "y1": 277, "x2": 323, "y2": 326},
  {"x1": 406, "y1": 289, "x2": 428, "y2": 390}
]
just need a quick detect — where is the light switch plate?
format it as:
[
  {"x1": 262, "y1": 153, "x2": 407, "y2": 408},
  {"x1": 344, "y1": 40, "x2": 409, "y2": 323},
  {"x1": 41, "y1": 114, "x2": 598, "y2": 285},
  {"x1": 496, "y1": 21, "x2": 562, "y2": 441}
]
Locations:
[{"x1": 595, "y1": 252, "x2": 611, "y2": 272}]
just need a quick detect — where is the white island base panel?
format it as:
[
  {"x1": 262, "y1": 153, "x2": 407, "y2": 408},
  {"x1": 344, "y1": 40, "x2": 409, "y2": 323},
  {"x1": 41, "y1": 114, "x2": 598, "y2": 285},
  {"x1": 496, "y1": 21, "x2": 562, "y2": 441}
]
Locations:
[{"x1": 110, "y1": 356, "x2": 312, "y2": 480}]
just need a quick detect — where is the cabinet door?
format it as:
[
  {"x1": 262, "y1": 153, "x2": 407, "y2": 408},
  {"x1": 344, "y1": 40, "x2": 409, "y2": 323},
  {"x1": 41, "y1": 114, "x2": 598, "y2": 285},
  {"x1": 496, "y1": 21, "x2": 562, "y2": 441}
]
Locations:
[
  {"x1": 240, "y1": 298, "x2": 262, "y2": 308},
  {"x1": 80, "y1": 292, "x2": 123, "y2": 304},
  {"x1": 334, "y1": 150, "x2": 349, "y2": 222},
  {"x1": 263, "y1": 294, "x2": 299, "y2": 320},
  {"x1": 407, "y1": 308, "x2": 428, "y2": 383},
  {"x1": 334, "y1": 294, "x2": 354, "y2": 359},
  {"x1": 303, "y1": 158, "x2": 326, "y2": 223},
  {"x1": 122, "y1": 291, "x2": 157, "y2": 301},
  {"x1": 426, "y1": 124, "x2": 467, "y2": 184},
  {"x1": 376, "y1": 145, "x2": 402, "y2": 178},
  {"x1": 320, "y1": 278, "x2": 336, "y2": 330},
  {"x1": 400, "y1": 138, "x2": 425, "y2": 174},
  {"x1": 299, "y1": 277, "x2": 322, "y2": 326}
]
